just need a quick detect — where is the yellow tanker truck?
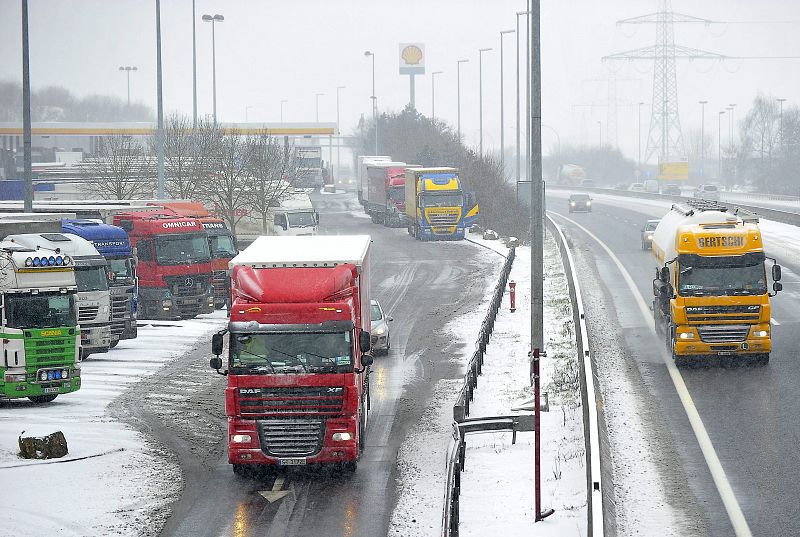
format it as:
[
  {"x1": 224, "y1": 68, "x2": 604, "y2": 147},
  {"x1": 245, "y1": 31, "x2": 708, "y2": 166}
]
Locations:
[{"x1": 651, "y1": 200, "x2": 782, "y2": 366}]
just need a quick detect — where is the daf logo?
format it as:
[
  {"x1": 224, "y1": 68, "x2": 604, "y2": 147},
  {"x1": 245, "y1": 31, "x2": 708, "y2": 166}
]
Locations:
[
  {"x1": 239, "y1": 388, "x2": 260, "y2": 395},
  {"x1": 184, "y1": 277, "x2": 194, "y2": 287}
]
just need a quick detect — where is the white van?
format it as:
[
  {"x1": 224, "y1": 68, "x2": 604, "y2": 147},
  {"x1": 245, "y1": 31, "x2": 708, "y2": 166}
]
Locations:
[
  {"x1": 643, "y1": 179, "x2": 660, "y2": 193},
  {"x1": 271, "y1": 192, "x2": 319, "y2": 236}
]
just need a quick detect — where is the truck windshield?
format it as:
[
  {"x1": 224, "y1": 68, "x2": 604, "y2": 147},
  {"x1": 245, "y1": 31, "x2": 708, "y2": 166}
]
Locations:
[
  {"x1": 286, "y1": 212, "x2": 316, "y2": 228},
  {"x1": 75, "y1": 266, "x2": 109, "y2": 292},
  {"x1": 421, "y1": 193, "x2": 463, "y2": 208},
  {"x1": 155, "y1": 233, "x2": 211, "y2": 265},
  {"x1": 108, "y1": 258, "x2": 134, "y2": 281},
  {"x1": 6, "y1": 293, "x2": 76, "y2": 329},
  {"x1": 209, "y1": 234, "x2": 237, "y2": 258},
  {"x1": 677, "y1": 253, "x2": 767, "y2": 296},
  {"x1": 230, "y1": 331, "x2": 353, "y2": 374}
]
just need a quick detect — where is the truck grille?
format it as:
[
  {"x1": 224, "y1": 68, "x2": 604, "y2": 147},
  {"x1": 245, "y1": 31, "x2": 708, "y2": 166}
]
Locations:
[
  {"x1": 697, "y1": 325, "x2": 750, "y2": 343},
  {"x1": 110, "y1": 295, "x2": 130, "y2": 337},
  {"x1": 257, "y1": 418, "x2": 324, "y2": 457},
  {"x1": 25, "y1": 336, "x2": 74, "y2": 367},
  {"x1": 78, "y1": 306, "x2": 99, "y2": 323},
  {"x1": 165, "y1": 274, "x2": 211, "y2": 297},
  {"x1": 685, "y1": 305, "x2": 760, "y2": 323},
  {"x1": 427, "y1": 209, "x2": 460, "y2": 225},
  {"x1": 239, "y1": 386, "x2": 345, "y2": 417}
]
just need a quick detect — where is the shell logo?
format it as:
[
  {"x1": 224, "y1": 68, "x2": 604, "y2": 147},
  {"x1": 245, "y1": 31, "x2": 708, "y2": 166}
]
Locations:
[{"x1": 401, "y1": 45, "x2": 423, "y2": 65}]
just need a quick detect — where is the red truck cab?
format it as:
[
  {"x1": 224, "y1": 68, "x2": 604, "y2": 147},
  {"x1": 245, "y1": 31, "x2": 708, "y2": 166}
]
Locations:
[
  {"x1": 365, "y1": 162, "x2": 417, "y2": 227},
  {"x1": 113, "y1": 211, "x2": 214, "y2": 319},
  {"x1": 210, "y1": 235, "x2": 373, "y2": 473}
]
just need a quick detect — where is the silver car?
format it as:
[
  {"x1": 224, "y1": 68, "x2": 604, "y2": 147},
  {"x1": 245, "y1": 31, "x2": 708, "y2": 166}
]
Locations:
[{"x1": 370, "y1": 300, "x2": 393, "y2": 355}]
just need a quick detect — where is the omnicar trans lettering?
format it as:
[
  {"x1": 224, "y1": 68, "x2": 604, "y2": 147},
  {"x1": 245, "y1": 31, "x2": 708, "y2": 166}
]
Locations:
[
  {"x1": 162, "y1": 221, "x2": 199, "y2": 229},
  {"x1": 650, "y1": 201, "x2": 781, "y2": 366}
]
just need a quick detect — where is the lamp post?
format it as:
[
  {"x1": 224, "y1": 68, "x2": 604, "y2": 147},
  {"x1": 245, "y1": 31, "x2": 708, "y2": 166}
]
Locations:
[
  {"x1": 638, "y1": 101, "x2": 645, "y2": 169},
  {"x1": 718, "y1": 110, "x2": 725, "y2": 180},
  {"x1": 364, "y1": 51, "x2": 377, "y2": 154},
  {"x1": 22, "y1": 0, "x2": 32, "y2": 211},
  {"x1": 431, "y1": 70, "x2": 443, "y2": 121},
  {"x1": 118, "y1": 66, "x2": 138, "y2": 106},
  {"x1": 315, "y1": 92, "x2": 325, "y2": 122},
  {"x1": 777, "y1": 98, "x2": 787, "y2": 150},
  {"x1": 202, "y1": 13, "x2": 224, "y2": 124},
  {"x1": 280, "y1": 99, "x2": 288, "y2": 122},
  {"x1": 728, "y1": 103, "x2": 737, "y2": 144},
  {"x1": 191, "y1": 0, "x2": 197, "y2": 128},
  {"x1": 457, "y1": 58, "x2": 469, "y2": 141},
  {"x1": 155, "y1": 0, "x2": 165, "y2": 199},
  {"x1": 478, "y1": 47, "x2": 493, "y2": 158},
  {"x1": 699, "y1": 100, "x2": 707, "y2": 178},
  {"x1": 516, "y1": 10, "x2": 530, "y2": 187},
  {"x1": 336, "y1": 86, "x2": 345, "y2": 180},
  {"x1": 499, "y1": 30, "x2": 515, "y2": 174}
]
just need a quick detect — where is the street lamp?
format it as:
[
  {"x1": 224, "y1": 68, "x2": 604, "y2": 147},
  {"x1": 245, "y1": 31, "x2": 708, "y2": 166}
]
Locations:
[
  {"x1": 718, "y1": 110, "x2": 725, "y2": 180},
  {"x1": 478, "y1": 47, "x2": 493, "y2": 158},
  {"x1": 280, "y1": 99, "x2": 288, "y2": 122},
  {"x1": 728, "y1": 103, "x2": 737, "y2": 144},
  {"x1": 155, "y1": 0, "x2": 165, "y2": 199},
  {"x1": 336, "y1": 86, "x2": 346, "y2": 180},
  {"x1": 699, "y1": 100, "x2": 707, "y2": 178},
  {"x1": 456, "y1": 59, "x2": 469, "y2": 141},
  {"x1": 118, "y1": 66, "x2": 138, "y2": 106},
  {"x1": 191, "y1": 0, "x2": 197, "y2": 128},
  {"x1": 202, "y1": 13, "x2": 224, "y2": 124},
  {"x1": 315, "y1": 92, "x2": 325, "y2": 122},
  {"x1": 638, "y1": 101, "x2": 645, "y2": 169},
  {"x1": 431, "y1": 71, "x2": 443, "y2": 121},
  {"x1": 516, "y1": 10, "x2": 530, "y2": 188},
  {"x1": 499, "y1": 30, "x2": 515, "y2": 174},
  {"x1": 364, "y1": 51, "x2": 377, "y2": 154}
]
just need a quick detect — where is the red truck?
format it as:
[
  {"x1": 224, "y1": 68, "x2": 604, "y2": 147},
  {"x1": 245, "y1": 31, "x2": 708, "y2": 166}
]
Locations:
[
  {"x1": 210, "y1": 235, "x2": 373, "y2": 473},
  {"x1": 113, "y1": 211, "x2": 215, "y2": 319},
  {"x1": 152, "y1": 201, "x2": 238, "y2": 310},
  {"x1": 364, "y1": 162, "x2": 414, "y2": 227}
]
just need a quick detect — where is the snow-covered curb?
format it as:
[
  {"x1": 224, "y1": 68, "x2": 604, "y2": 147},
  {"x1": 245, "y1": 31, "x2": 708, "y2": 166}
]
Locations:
[{"x1": 0, "y1": 312, "x2": 227, "y2": 536}]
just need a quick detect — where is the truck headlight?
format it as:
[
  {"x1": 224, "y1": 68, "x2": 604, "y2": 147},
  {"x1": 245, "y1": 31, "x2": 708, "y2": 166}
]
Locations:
[
  {"x1": 753, "y1": 330, "x2": 769, "y2": 338},
  {"x1": 586, "y1": 201, "x2": 592, "y2": 206},
  {"x1": 678, "y1": 331, "x2": 695, "y2": 340},
  {"x1": 4, "y1": 373, "x2": 26, "y2": 383},
  {"x1": 570, "y1": 202, "x2": 576, "y2": 206},
  {"x1": 231, "y1": 434, "x2": 252, "y2": 443},
  {"x1": 647, "y1": 234, "x2": 653, "y2": 240},
  {"x1": 332, "y1": 432, "x2": 352, "y2": 441}
]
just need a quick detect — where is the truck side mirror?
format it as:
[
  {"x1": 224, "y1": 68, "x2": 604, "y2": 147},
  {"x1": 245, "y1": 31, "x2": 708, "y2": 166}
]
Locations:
[
  {"x1": 772, "y1": 264, "x2": 782, "y2": 282},
  {"x1": 659, "y1": 266, "x2": 670, "y2": 282},
  {"x1": 209, "y1": 356, "x2": 223, "y2": 370},
  {"x1": 361, "y1": 354, "x2": 374, "y2": 367},
  {"x1": 773, "y1": 282, "x2": 783, "y2": 293},
  {"x1": 314, "y1": 211, "x2": 320, "y2": 225},
  {"x1": 359, "y1": 329, "x2": 371, "y2": 352},
  {"x1": 211, "y1": 332, "x2": 224, "y2": 356}
]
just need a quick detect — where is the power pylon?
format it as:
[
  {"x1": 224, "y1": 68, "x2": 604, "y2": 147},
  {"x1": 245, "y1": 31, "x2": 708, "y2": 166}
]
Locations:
[
  {"x1": 583, "y1": 72, "x2": 641, "y2": 149},
  {"x1": 603, "y1": 0, "x2": 725, "y2": 163}
]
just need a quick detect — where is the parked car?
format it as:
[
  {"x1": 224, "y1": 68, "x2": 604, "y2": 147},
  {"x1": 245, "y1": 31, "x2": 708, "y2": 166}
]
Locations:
[
  {"x1": 662, "y1": 183, "x2": 682, "y2": 196},
  {"x1": 580, "y1": 179, "x2": 596, "y2": 188},
  {"x1": 370, "y1": 299, "x2": 393, "y2": 354},
  {"x1": 641, "y1": 219, "x2": 660, "y2": 250},
  {"x1": 568, "y1": 193, "x2": 592, "y2": 213},
  {"x1": 694, "y1": 184, "x2": 720, "y2": 200},
  {"x1": 629, "y1": 183, "x2": 645, "y2": 192},
  {"x1": 643, "y1": 179, "x2": 660, "y2": 193}
]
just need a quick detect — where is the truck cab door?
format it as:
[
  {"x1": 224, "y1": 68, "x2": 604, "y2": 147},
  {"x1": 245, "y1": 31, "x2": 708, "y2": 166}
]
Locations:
[{"x1": 463, "y1": 191, "x2": 480, "y2": 228}]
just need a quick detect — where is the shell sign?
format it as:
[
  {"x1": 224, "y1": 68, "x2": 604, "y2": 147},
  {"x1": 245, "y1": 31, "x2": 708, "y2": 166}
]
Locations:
[{"x1": 399, "y1": 43, "x2": 425, "y2": 75}]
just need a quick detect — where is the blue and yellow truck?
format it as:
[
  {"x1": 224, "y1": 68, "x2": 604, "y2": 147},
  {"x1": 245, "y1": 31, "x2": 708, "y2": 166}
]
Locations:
[{"x1": 404, "y1": 167, "x2": 479, "y2": 241}]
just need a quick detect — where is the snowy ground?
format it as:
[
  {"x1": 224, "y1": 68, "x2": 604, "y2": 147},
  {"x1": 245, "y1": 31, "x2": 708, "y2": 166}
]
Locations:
[
  {"x1": 389, "y1": 235, "x2": 587, "y2": 536},
  {"x1": 0, "y1": 312, "x2": 226, "y2": 537}
]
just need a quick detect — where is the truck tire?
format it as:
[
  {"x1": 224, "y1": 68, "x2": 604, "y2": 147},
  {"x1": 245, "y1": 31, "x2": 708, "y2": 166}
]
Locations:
[
  {"x1": 109, "y1": 339, "x2": 119, "y2": 349},
  {"x1": 28, "y1": 394, "x2": 58, "y2": 404},
  {"x1": 339, "y1": 461, "x2": 357, "y2": 472}
]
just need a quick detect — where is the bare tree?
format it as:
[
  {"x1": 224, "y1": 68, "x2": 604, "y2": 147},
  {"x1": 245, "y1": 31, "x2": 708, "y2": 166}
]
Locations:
[
  {"x1": 153, "y1": 113, "x2": 197, "y2": 199},
  {"x1": 80, "y1": 134, "x2": 154, "y2": 200},
  {"x1": 245, "y1": 133, "x2": 302, "y2": 234},
  {"x1": 739, "y1": 95, "x2": 780, "y2": 191},
  {"x1": 195, "y1": 133, "x2": 251, "y2": 236}
]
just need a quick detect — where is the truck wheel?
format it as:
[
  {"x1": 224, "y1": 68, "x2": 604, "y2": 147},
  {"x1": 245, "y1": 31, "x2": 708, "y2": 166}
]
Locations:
[
  {"x1": 109, "y1": 339, "x2": 119, "y2": 349},
  {"x1": 339, "y1": 461, "x2": 357, "y2": 472},
  {"x1": 28, "y1": 394, "x2": 58, "y2": 404}
]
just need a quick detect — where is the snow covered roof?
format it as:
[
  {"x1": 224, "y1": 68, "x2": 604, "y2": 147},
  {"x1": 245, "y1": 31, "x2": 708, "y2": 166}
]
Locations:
[{"x1": 231, "y1": 235, "x2": 371, "y2": 267}]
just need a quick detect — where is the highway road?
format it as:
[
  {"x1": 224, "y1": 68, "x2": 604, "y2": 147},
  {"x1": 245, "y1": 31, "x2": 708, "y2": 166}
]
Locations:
[
  {"x1": 548, "y1": 191, "x2": 800, "y2": 536},
  {"x1": 124, "y1": 191, "x2": 496, "y2": 537}
]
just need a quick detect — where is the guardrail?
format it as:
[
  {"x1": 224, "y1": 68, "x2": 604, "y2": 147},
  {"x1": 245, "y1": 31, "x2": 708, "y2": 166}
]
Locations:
[
  {"x1": 546, "y1": 214, "x2": 605, "y2": 537},
  {"x1": 441, "y1": 244, "x2": 515, "y2": 536}
]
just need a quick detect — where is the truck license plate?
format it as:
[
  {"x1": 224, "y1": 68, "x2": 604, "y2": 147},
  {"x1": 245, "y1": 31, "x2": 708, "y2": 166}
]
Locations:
[
  {"x1": 278, "y1": 458, "x2": 307, "y2": 466},
  {"x1": 43, "y1": 387, "x2": 60, "y2": 394}
]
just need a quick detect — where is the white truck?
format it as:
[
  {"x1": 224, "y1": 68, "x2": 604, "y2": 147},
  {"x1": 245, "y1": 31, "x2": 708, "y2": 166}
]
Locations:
[{"x1": 5, "y1": 232, "x2": 112, "y2": 359}]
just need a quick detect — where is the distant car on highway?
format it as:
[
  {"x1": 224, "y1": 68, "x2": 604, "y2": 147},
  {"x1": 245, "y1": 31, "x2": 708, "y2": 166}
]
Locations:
[
  {"x1": 694, "y1": 184, "x2": 720, "y2": 200},
  {"x1": 662, "y1": 183, "x2": 682, "y2": 196},
  {"x1": 370, "y1": 299, "x2": 392, "y2": 355},
  {"x1": 568, "y1": 193, "x2": 592, "y2": 213},
  {"x1": 641, "y1": 219, "x2": 660, "y2": 250},
  {"x1": 629, "y1": 183, "x2": 645, "y2": 192}
]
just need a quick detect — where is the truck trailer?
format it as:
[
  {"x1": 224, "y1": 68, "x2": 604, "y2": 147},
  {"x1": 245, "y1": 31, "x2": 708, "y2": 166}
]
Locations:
[
  {"x1": 0, "y1": 237, "x2": 81, "y2": 402},
  {"x1": 357, "y1": 155, "x2": 391, "y2": 207},
  {"x1": 364, "y1": 161, "x2": 415, "y2": 227},
  {"x1": 210, "y1": 235, "x2": 374, "y2": 473},
  {"x1": 651, "y1": 200, "x2": 782, "y2": 365}
]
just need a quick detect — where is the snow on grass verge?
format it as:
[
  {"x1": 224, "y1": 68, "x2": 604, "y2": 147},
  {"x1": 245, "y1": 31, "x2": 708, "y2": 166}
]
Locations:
[{"x1": 0, "y1": 311, "x2": 227, "y2": 537}]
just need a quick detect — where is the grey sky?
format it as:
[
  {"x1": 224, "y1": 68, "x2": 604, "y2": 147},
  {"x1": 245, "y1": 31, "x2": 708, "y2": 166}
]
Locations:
[{"x1": 1, "y1": 0, "x2": 799, "y2": 162}]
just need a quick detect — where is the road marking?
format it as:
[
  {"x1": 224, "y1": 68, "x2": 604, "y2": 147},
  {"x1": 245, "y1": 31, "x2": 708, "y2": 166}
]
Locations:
[
  {"x1": 554, "y1": 211, "x2": 754, "y2": 537},
  {"x1": 771, "y1": 318, "x2": 780, "y2": 326},
  {"x1": 259, "y1": 476, "x2": 290, "y2": 503}
]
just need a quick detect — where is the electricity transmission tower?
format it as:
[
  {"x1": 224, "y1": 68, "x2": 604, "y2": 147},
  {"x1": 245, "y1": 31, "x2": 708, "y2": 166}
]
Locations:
[
  {"x1": 583, "y1": 72, "x2": 640, "y2": 149},
  {"x1": 603, "y1": 0, "x2": 724, "y2": 163}
]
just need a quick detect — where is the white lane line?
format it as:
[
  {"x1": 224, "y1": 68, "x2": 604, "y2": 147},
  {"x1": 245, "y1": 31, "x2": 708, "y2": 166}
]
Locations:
[
  {"x1": 771, "y1": 318, "x2": 781, "y2": 326},
  {"x1": 554, "y1": 211, "x2": 754, "y2": 537}
]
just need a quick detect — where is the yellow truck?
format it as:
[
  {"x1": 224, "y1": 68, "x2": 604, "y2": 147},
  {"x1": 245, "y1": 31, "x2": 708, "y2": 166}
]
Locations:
[
  {"x1": 651, "y1": 201, "x2": 782, "y2": 366},
  {"x1": 404, "y1": 167, "x2": 479, "y2": 241}
]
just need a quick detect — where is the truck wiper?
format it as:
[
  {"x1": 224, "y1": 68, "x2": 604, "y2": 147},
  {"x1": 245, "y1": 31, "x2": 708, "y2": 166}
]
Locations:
[
  {"x1": 680, "y1": 266, "x2": 693, "y2": 276},
  {"x1": 237, "y1": 349, "x2": 276, "y2": 373},
  {"x1": 270, "y1": 347, "x2": 308, "y2": 373}
]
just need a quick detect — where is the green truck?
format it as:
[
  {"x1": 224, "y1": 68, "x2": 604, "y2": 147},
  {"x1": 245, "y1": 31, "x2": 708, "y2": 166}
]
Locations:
[{"x1": 1, "y1": 234, "x2": 81, "y2": 403}]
